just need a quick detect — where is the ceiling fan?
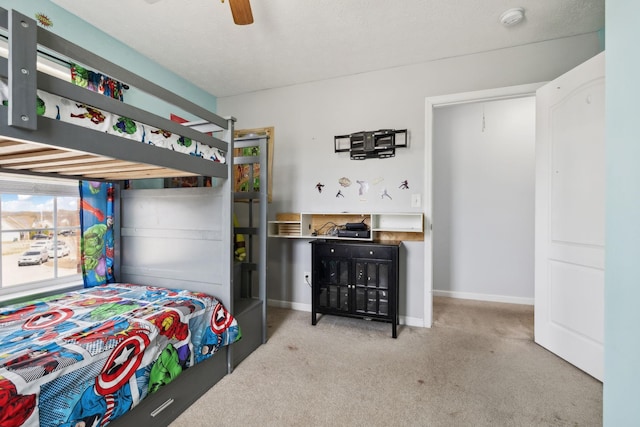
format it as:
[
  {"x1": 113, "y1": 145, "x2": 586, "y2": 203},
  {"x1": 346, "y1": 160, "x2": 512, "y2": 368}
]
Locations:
[
  {"x1": 223, "y1": 0, "x2": 253, "y2": 25},
  {"x1": 144, "y1": 0, "x2": 253, "y2": 25}
]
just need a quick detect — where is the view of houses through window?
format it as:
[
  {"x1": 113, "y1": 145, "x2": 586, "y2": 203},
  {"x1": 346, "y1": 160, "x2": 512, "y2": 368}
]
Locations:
[{"x1": 0, "y1": 176, "x2": 82, "y2": 292}]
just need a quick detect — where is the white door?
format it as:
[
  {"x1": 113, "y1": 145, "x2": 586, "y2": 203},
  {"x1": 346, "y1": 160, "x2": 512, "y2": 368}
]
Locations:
[{"x1": 534, "y1": 52, "x2": 605, "y2": 381}]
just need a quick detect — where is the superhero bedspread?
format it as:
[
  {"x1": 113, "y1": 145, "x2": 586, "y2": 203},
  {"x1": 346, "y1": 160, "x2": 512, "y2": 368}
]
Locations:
[
  {"x1": 0, "y1": 283, "x2": 240, "y2": 427},
  {"x1": 0, "y1": 80, "x2": 226, "y2": 164}
]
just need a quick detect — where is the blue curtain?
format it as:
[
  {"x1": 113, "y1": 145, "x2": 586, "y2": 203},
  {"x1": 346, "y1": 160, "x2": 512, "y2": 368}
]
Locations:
[{"x1": 79, "y1": 181, "x2": 115, "y2": 287}]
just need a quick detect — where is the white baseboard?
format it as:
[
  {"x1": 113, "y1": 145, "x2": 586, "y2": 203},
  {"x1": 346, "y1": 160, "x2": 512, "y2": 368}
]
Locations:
[
  {"x1": 401, "y1": 316, "x2": 424, "y2": 328},
  {"x1": 268, "y1": 299, "x2": 311, "y2": 312},
  {"x1": 267, "y1": 291, "x2": 531, "y2": 332},
  {"x1": 432, "y1": 290, "x2": 534, "y2": 306},
  {"x1": 267, "y1": 299, "x2": 425, "y2": 327}
]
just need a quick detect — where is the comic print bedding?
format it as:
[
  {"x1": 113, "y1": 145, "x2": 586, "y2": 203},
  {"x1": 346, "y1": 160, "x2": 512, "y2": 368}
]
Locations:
[
  {"x1": 0, "y1": 283, "x2": 240, "y2": 427},
  {"x1": 0, "y1": 80, "x2": 226, "y2": 164}
]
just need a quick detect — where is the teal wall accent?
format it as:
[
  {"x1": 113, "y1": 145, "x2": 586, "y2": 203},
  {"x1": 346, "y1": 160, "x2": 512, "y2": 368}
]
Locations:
[
  {"x1": 604, "y1": 1, "x2": 640, "y2": 425},
  {"x1": 0, "y1": 0, "x2": 218, "y2": 188},
  {"x1": 0, "y1": 0, "x2": 217, "y2": 117},
  {"x1": 598, "y1": 28, "x2": 605, "y2": 51}
]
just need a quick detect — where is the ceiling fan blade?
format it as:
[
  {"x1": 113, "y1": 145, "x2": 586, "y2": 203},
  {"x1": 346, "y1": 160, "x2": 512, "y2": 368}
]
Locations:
[{"x1": 229, "y1": 0, "x2": 254, "y2": 25}]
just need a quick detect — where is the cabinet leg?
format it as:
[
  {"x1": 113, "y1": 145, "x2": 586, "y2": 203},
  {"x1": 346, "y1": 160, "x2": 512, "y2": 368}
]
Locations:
[
  {"x1": 312, "y1": 311, "x2": 317, "y2": 326},
  {"x1": 392, "y1": 322, "x2": 397, "y2": 339}
]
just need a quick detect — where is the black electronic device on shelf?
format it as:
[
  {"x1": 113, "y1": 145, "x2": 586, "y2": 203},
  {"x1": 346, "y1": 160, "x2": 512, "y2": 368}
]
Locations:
[
  {"x1": 336, "y1": 229, "x2": 370, "y2": 239},
  {"x1": 345, "y1": 222, "x2": 368, "y2": 231},
  {"x1": 337, "y1": 221, "x2": 369, "y2": 238}
]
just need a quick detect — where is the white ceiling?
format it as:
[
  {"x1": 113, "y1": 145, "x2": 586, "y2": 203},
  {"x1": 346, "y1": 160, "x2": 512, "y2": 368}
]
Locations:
[{"x1": 51, "y1": 0, "x2": 604, "y2": 98}]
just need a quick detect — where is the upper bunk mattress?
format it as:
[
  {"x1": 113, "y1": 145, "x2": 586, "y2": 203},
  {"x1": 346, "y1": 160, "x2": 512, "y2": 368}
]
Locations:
[
  {"x1": 0, "y1": 80, "x2": 226, "y2": 164},
  {"x1": 0, "y1": 283, "x2": 240, "y2": 427}
]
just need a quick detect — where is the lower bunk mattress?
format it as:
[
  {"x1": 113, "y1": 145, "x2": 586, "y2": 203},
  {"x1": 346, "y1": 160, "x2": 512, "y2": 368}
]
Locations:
[{"x1": 0, "y1": 283, "x2": 240, "y2": 427}]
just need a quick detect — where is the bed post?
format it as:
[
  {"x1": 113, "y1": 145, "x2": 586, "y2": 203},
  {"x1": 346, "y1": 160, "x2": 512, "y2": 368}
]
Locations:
[
  {"x1": 7, "y1": 9, "x2": 37, "y2": 130},
  {"x1": 258, "y1": 135, "x2": 268, "y2": 344},
  {"x1": 225, "y1": 116, "x2": 236, "y2": 374}
]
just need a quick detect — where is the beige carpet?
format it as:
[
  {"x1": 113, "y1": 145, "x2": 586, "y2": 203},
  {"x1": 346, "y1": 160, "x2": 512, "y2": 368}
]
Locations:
[{"x1": 171, "y1": 297, "x2": 602, "y2": 426}]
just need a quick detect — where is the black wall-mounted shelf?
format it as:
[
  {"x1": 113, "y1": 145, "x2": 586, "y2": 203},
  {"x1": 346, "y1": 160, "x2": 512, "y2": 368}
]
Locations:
[{"x1": 334, "y1": 129, "x2": 407, "y2": 160}]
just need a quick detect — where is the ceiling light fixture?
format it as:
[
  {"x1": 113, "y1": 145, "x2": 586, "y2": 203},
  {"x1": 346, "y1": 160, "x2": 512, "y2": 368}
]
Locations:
[{"x1": 499, "y1": 7, "x2": 525, "y2": 27}]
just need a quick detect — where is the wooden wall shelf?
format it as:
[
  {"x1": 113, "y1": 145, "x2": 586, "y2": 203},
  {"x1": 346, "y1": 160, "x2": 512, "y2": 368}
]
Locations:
[{"x1": 268, "y1": 212, "x2": 424, "y2": 242}]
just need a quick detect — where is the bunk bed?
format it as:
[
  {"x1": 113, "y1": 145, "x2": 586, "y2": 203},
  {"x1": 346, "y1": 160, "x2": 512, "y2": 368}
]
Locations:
[
  {"x1": 0, "y1": 7, "x2": 266, "y2": 427},
  {"x1": 231, "y1": 133, "x2": 268, "y2": 367}
]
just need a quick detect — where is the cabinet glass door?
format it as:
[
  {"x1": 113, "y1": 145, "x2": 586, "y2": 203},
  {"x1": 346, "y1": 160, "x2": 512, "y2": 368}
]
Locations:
[
  {"x1": 354, "y1": 260, "x2": 391, "y2": 316},
  {"x1": 317, "y1": 258, "x2": 350, "y2": 312}
]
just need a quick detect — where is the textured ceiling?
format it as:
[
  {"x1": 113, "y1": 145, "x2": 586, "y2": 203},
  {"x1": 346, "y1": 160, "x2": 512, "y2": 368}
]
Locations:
[{"x1": 51, "y1": 0, "x2": 604, "y2": 98}]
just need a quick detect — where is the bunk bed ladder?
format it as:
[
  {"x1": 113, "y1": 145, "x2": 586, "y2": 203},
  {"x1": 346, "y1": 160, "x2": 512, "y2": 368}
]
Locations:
[{"x1": 231, "y1": 133, "x2": 268, "y2": 367}]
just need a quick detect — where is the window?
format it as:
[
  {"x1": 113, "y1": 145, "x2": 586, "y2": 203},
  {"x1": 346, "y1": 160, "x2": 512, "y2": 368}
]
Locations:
[{"x1": 0, "y1": 174, "x2": 82, "y2": 296}]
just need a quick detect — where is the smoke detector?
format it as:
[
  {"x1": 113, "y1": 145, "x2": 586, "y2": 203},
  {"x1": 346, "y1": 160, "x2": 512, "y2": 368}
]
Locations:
[{"x1": 500, "y1": 8, "x2": 525, "y2": 26}]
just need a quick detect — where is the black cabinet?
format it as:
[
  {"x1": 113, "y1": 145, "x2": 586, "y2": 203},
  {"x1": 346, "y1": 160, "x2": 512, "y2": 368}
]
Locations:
[{"x1": 311, "y1": 240, "x2": 400, "y2": 338}]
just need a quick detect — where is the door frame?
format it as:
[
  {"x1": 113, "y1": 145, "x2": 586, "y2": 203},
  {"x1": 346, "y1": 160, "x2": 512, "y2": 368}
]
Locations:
[{"x1": 423, "y1": 82, "x2": 545, "y2": 327}]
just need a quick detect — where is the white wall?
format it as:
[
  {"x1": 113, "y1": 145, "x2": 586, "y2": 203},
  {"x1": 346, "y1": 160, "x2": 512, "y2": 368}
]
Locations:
[
  {"x1": 433, "y1": 97, "x2": 535, "y2": 303},
  {"x1": 218, "y1": 33, "x2": 602, "y2": 325}
]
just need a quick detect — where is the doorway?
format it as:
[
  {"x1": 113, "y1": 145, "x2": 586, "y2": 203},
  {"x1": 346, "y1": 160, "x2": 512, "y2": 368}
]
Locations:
[
  {"x1": 423, "y1": 83, "x2": 544, "y2": 327},
  {"x1": 433, "y1": 97, "x2": 536, "y2": 301}
]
